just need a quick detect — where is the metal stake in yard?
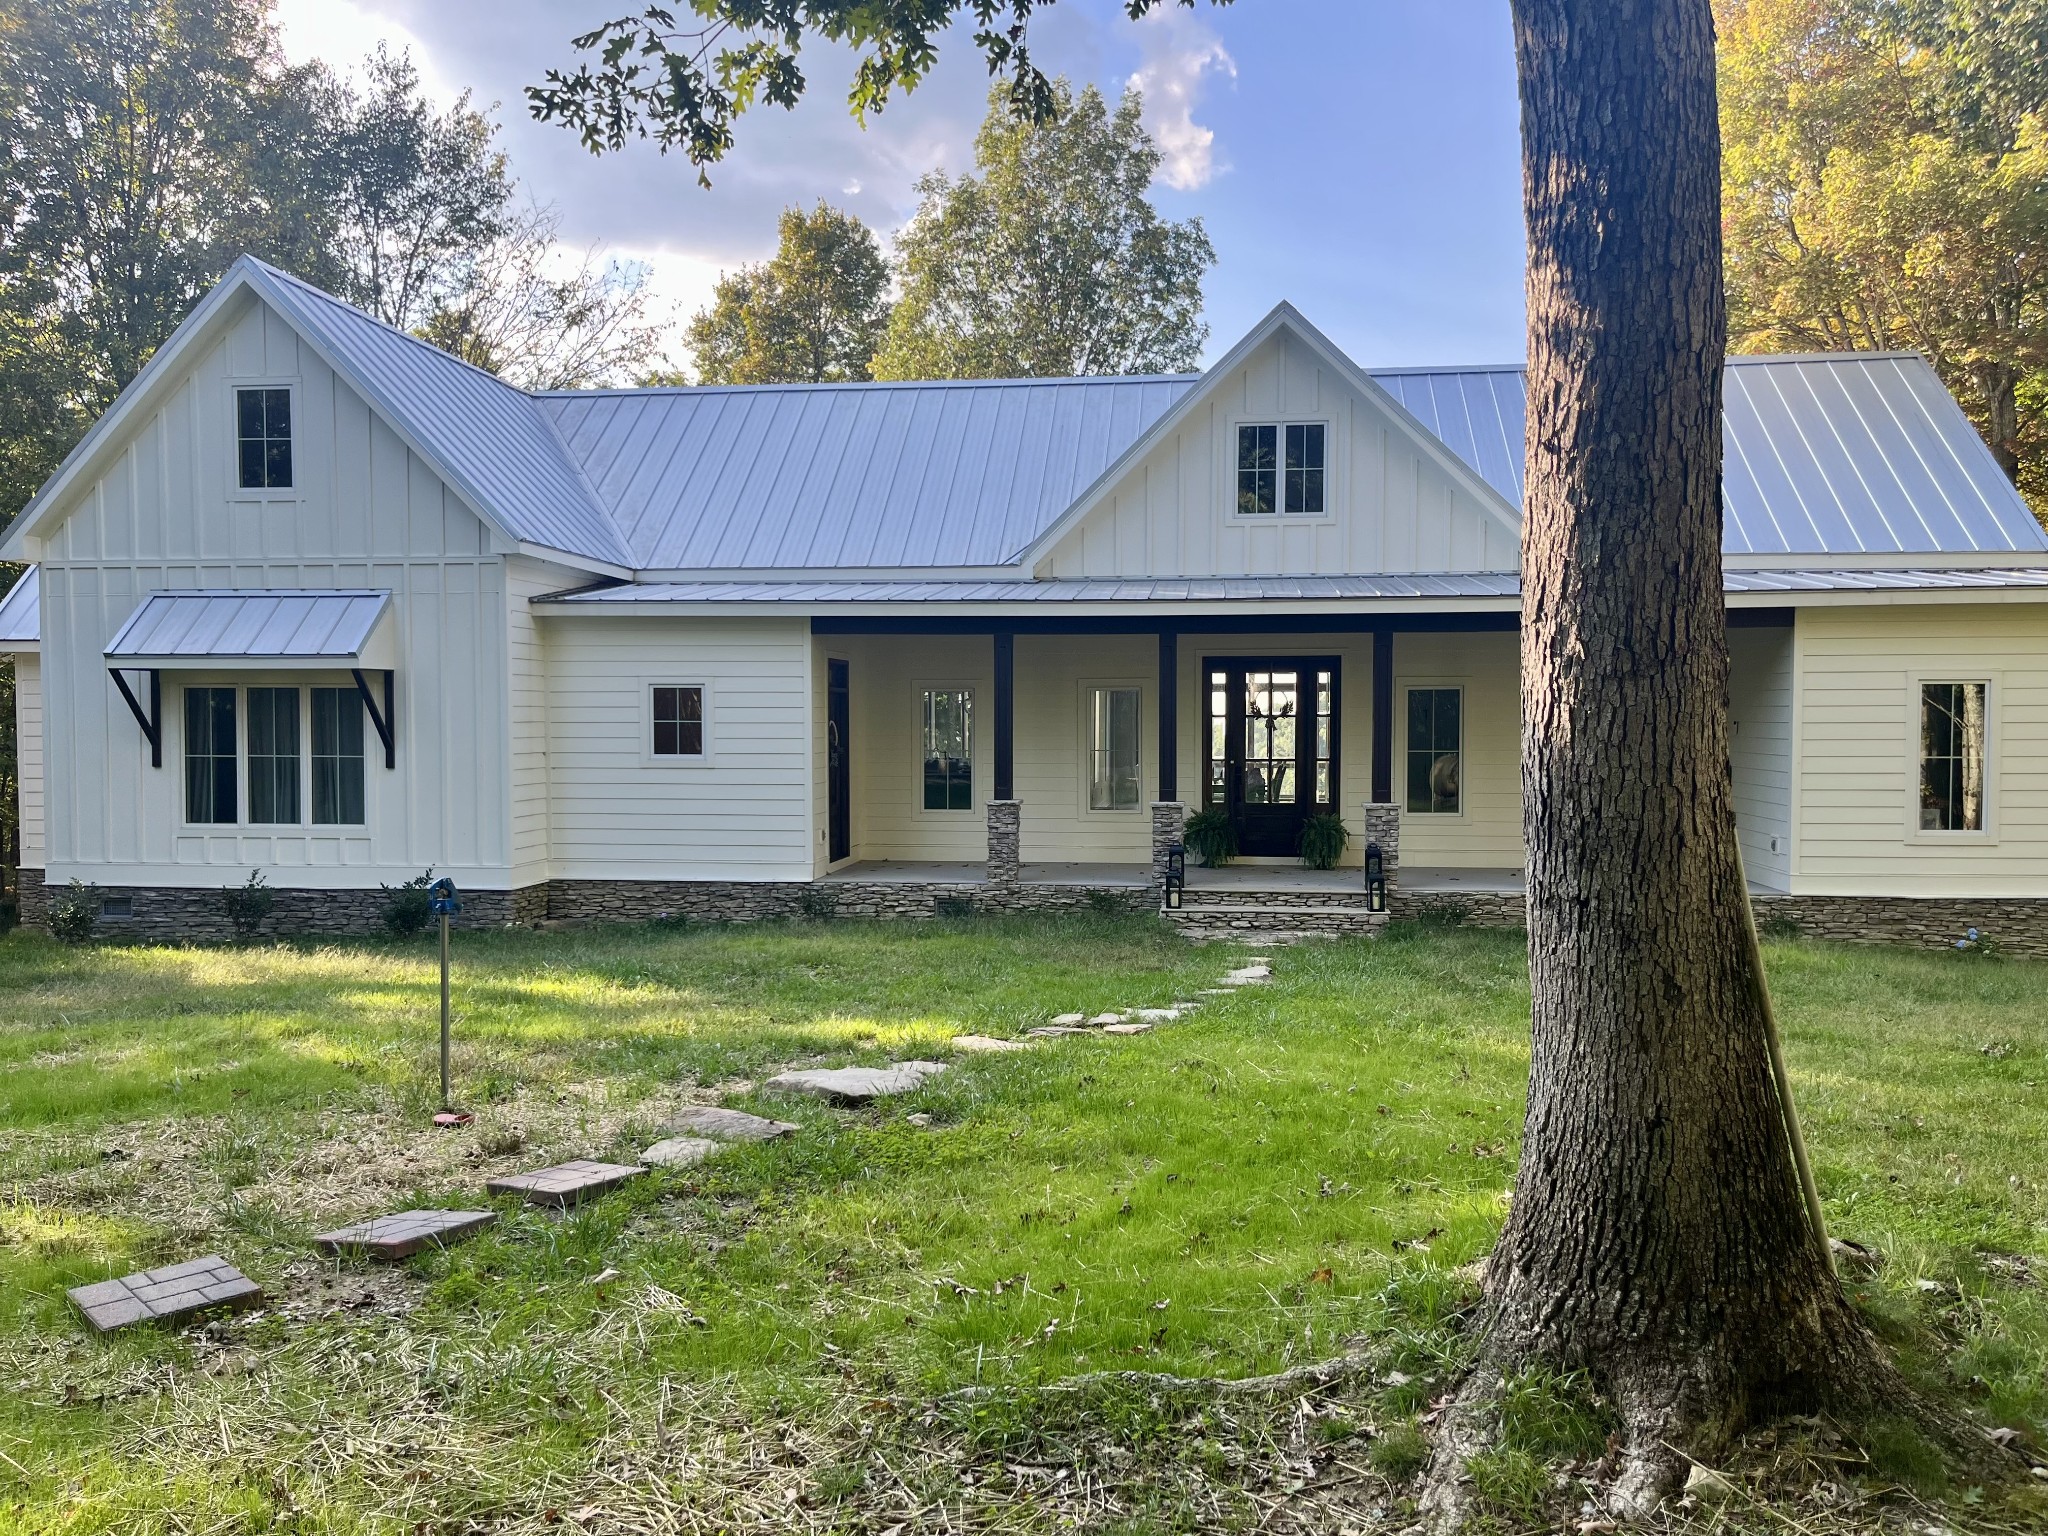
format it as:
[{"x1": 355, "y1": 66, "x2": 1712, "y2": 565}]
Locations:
[{"x1": 429, "y1": 877, "x2": 462, "y2": 1110}]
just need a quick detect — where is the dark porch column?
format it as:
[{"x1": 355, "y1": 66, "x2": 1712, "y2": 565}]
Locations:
[
  {"x1": 992, "y1": 628, "x2": 1015, "y2": 800},
  {"x1": 1157, "y1": 626, "x2": 1178, "y2": 800},
  {"x1": 1371, "y1": 627, "x2": 1395, "y2": 804}
]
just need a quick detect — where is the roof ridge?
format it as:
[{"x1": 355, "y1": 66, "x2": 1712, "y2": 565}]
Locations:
[{"x1": 533, "y1": 373, "x2": 1204, "y2": 399}]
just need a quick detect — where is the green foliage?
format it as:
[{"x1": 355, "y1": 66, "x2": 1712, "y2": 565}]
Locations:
[
  {"x1": 871, "y1": 81, "x2": 1213, "y2": 380},
  {"x1": 686, "y1": 203, "x2": 890, "y2": 384},
  {"x1": 1296, "y1": 812, "x2": 1349, "y2": 870},
  {"x1": 795, "y1": 885, "x2": 839, "y2": 921},
  {"x1": 46, "y1": 880, "x2": 101, "y2": 944},
  {"x1": 1369, "y1": 1421, "x2": 1430, "y2": 1480},
  {"x1": 1181, "y1": 808, "x2": 1237, "y2": 868},
  {"x1": 220, "y1": 868, "x2": 274, "y2": 942},
  {"x1": 379, "y1": 869, "x2": 436, "y2": 938},
  {"x1": 1718, "y1": 0, "x2": 2048, "y2": 514}
]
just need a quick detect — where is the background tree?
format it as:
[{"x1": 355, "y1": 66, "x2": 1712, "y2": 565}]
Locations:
[
  {"x1": 1719, "y1": 0, "x2": 2048, "y2": 509},
  {"x1": 685, "y1": 201, "x2": 889, "y2": 383},
  {"x1": 533, "y1": 0, "x2": 2011, "y2": 1518},
  {"x1": 872, "y1": 80, "x2": 1210, "y2": 378}
]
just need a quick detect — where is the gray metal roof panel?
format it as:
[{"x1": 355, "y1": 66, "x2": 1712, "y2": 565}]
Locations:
[
  {"x1": 1369, "y1": 354, "x2": 2048, "y2": 557},
  {"x1": 250, "y1": 261, "x2": 634, "y2": 568},
  {"x1": 0, "y1": 566, "x2": 37, "y2": 644},
  {"x1": 531, "y1": 375, "x2": 1198, "y2": 570},
  {"x1": 105, "y1": 589, "x2": 392, "y2": 659}
]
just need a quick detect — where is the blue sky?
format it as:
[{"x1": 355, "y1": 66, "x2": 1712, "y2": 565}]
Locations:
[{"x1": 273, "y1": 0, "x2": 1526, "y2": 371}]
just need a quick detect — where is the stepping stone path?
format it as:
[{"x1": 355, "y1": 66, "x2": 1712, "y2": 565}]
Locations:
[
  {"x1": 641, "y1": 1136, "x2": 723, "y2": 1168},
  {"x1": 314, "y1": 1210, "x2": 496, "y2": 1260},
  {"x1": 1102, "y1": 1021, "x2": 1152, "y2": 1036},
  {"x1": 952, "y1": 1034, "x2": 1027, "y2": 1052},
  {"x1": 1026, "y1": 1025, "x2": 1093, "y2": 1039},
  {"x1": 1221, "y1": 964, "x2": 1272, "y2": 986},
  {"x1": 666, "y1": 1106, "x2": 799, "y2": 1142},
  {"x1": 764, "y1": 1060, "x2": 949, "y2": 1103},
  {"x1": 1088, "y1": 1013, "x2": 1125, "y2": 1026},
  {"x1": 69, "y1": 1255, "x2": 262, "y2": 1333},
  {"x1": 1050, "y1": 1014, "x2": 1087, "y2": 1026},
  {"x1": 487, "y1": 1159, "x2": 647, "y2": 1209}
]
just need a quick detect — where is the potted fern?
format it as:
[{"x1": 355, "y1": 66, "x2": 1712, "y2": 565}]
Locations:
[
  {"x1": 1297, "y1": 812, "x2": 1349, "y2": 870},
  {"x1": 1182, "y1": 808, "x2": 1238, "y2": 867}
]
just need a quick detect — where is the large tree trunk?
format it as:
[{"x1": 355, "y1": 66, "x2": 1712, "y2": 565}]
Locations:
[{"x1": 1424, "y1": 0, "x2": 1893, "y2": 1519}]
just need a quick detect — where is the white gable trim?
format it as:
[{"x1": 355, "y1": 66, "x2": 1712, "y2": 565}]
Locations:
[
  {"x1": 1012, "y1": 302, "x2": 1526, "y2": 572},
  {"x1": 0, "y1": 258, "x2": 629, "y2": 580}
]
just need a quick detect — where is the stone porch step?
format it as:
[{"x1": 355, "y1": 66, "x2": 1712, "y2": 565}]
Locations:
[
  {"x1": 1174, "y1": 888, "x2": 1375, "y2": 910},
  {"x1": 1163, "y1": 902, "x2": 1388, "y2": 945}
]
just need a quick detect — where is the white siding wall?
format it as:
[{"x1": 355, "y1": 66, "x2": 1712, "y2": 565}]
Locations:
[
  {"x1": 14, "y1": 652, "x2": 42, "y2": 871},
  {"x1": 1729, "y1": 625, "x2": 1793, "y2": 890},
  {"x1": 1040, "y1": 331, "x2": 1519, "y2": 579},
  {"x1": 1391, "y1": 630, "x2": 1524, "y2": 870},
  {"x1": 31, "y1": 294, "x2": 517, "y2": 887},
  {"x1": 507, "y1": 556, "x2": 578, "y2": 885},
  {"x1": 543, "y1": 615, "x2": 812, "y2": 881},
  {"x1": 1792, "y1": 602, "x2": 2048, "y2": 896}
]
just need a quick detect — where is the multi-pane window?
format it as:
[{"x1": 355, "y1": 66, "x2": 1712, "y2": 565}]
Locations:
[
  {"x1": 185, "y1": 687, "x2": 238, "y2": 824},
  {"x1": 1405, "y1": 687, "x2": 1461, "y2": 814},
  {"x1": 1236, "y1": 423, "x2": 1325, "y2": 516},
  {"x1": 1243, "y1": 671, "x2": 1299, "y2": 805},
  {"x1": 246, "y1": 687, "x2": 301, "y2": 824},
  {"x1": 651, "y1": 685, "x2": 705, "y2": 757},
  {"x1": 1313, "y1": 669, "x2": 1335, "y2": 804},
  {"x1": 312, "y1": 687, "x2": 366, "y2": 825},
  {"x1": 235, "y1": 387, "x2": 293, "y2": 490},
  {"x1": 922, "y1": 688, "x2": 974, "y2": 811},
  {"x1": 1208, "y1": 669, "x2": 1229, "y2": 806},
  {"x1": 1920, "y1": 681, "x2": 1987, "y2": 832},
  {"x1": 1088, "y1": 686, "x2": 1142, "y2": 811}
]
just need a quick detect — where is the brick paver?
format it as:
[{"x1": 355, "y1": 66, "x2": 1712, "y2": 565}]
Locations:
[
  {"x1": 68, "y1": 1256, "x2": 262, "y2": 1333},
  {"x1": 485, "y1": 1159, "x2": 646, "y2": 1208},
  {"x1": 313, "y1": 1209, "x2": 496, "y2": 1259}
]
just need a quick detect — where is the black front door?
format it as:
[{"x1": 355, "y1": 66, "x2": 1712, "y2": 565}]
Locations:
[
  {"x1": 1204, "y1": 657, "x2": 1340, "y2": 857},
  {"x1": 828, "y1": 658, "x2": 851, "y2": 862}
]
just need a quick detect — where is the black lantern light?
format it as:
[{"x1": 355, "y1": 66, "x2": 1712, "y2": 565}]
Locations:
[
  {"x1": 1165, "y1": 842, "x2": 1187, "y2": 910},
  {"x1": 1364, "y1": 841, "x2": 1387, "y2": 914}
]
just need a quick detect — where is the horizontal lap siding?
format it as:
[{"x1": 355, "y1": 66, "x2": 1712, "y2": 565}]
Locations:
[
  {"x1": 507, "y1": 556, "x2": 577, "y2": 884},
  {"x1": 16, "y1": 653, "x2": 42, "y2": 869},
  {"x1": 33, "y1": 299, "x2": 515, "y2": 888},
  {"x1": 843, "y1": 633, "x2": 994, "y2": 863},
  {"x1": 1794, "y1": 604, "x2": 2048, "y2": 896},
  {"x1": 1392, "y1": 630, "x2": 1522, "y2": 869},
  {"x1": 1730, "y1": 626, "x2": 1793, "y2": 889},
  {"x1": 545, "y1": 616, "x2": 811, "y2": 880}
]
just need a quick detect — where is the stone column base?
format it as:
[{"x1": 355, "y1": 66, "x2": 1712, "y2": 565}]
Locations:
[{"x1": 986, "y1": 799, "x2": 1021, "y2": 888}]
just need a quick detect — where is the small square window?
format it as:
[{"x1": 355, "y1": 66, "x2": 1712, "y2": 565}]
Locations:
[
  {"x1": 235, "y1": 387, "x2": 293, "y2": 490},
  {"x1": 652, "y1": 686, "x2": 705, "y2": 757}
]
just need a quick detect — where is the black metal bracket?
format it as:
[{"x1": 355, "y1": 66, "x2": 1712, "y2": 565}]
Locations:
[
  {"x1": 109, "y1": 669, "x2": 162, "y2": 768},
  {"x1": 351, "y1": 668, "x2": 395, "y2": 769}
]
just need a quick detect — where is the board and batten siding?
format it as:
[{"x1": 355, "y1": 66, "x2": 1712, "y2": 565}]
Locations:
[
  {"x1": 542, "y1": 615, "x2": 813, "y2": 881},
  {"x1": 1729, "y1": 625, "x2": 1794, "y2": 891},
  {"x1": 15, "y1": 652, "x2": 42, "y2": 872},
  {"x1": 30, "y1": 293, "x2": 518, "y2": 887},
  {"x1": 1038, "y1": 330, "x2": 1519, "y2": 580},
  {"x1": 1791, "y1": 602, "x2": 2048, "y2": 896}
]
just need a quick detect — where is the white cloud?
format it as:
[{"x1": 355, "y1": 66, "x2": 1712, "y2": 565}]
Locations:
[
  {"x1": 1126, "y1": 9, "x2": 1236, "y2": 192},
  {"x1": 271, "y1": 0, "x2": 459, "y2": 104}
]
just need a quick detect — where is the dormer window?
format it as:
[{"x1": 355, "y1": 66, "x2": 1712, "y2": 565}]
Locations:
[
  {"x1": 1236, "y1": 422, "x2": 1324, "y2": 516},
  {"x1": 236, "y1": 387, "x2": 293, "y2": 490}
]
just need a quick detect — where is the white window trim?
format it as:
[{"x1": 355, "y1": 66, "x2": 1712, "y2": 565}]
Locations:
[
  {"x1": 913, "y1": 680, "x2": 978, "y2": 816},
  {"x1": 1904, "y1": 671, "x2": 1998, "y2": 845},
  {"x1": 173, "y1": 676, "x2": 372, "y2": 830},
  {"x1": 1222, "y1": 411, "x2": 1337, "y2": 524},
  {"x1": 1397, "y1": 679, "x2": 1467, "y2": 820},
  {"x1": 1078, "y1": 678, "x2": 1146, "y2": 817},
  {"x1": 642, "y1": 680, "x2": 714, "y2": 767},
  {"x1": 226, "y1": 379, "x2": 302, "y2": 501}
]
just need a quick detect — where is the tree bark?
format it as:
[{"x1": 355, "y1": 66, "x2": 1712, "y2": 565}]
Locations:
[{"x1": 1422, "y1": 0, "x2": 1895, "y2": 1520}]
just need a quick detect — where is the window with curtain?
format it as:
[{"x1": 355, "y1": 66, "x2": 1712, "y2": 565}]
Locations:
[
  {"x1": 1088, "y1": 686, "x2": 1142, "y2": 810},
  {"x1": 922, "y1": 688, "x2": 973, "y2": 810},
  {"x1": 246, "y1": 687, "x2": 300, "y2": 824},
  {"x1": 1405, "y1": 687, "x2": 1461, "y2": 814},
  {"x1": 184, "y1": 687, "x2": 237, "y2": 824},
  {"x1": 1919, "y1": 681, "x2": 1987, "y2": 831},
  {"x1": 312, "y1": 687, "x2": 367, "y2": 824}
]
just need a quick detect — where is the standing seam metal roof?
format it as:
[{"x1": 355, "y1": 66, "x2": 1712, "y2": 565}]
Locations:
[
  {"x1": 104, "y1": 589, "x2": 393, "y2": 660},
  {"x1": 0, "y1": 567, "x2": 37, "y2": 644}
]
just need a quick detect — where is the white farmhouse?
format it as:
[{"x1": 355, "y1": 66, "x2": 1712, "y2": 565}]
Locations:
[{"x1": 3, "y1": 257, "x2": 2046, "y2": 948}]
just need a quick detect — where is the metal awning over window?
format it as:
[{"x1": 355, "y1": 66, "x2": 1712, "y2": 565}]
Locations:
[
  {"x1": 103, "y1": 590, "x2": 397, "y2": 770},
  {"x1": 105, "y1": 589, "x2": 395, "y2": 670}
]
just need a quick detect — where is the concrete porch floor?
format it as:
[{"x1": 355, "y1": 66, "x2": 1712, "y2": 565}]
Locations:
[{"x1": 819, "y1": 860, "x2": 1532, "y2": 893}]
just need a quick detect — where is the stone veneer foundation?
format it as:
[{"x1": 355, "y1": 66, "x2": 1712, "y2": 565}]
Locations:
[{"x1": 12, "y1": 867, "x2": 2048, "y2": 956}]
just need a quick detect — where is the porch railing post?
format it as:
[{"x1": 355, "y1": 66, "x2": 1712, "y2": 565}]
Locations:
[{"x1": 986, "y1": 798, "x2": 1021, "y2": 889}]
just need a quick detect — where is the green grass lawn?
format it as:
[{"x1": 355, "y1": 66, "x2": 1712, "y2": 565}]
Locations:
[{"x1": 0, "y1": 915, "x2": 2044, "y2": 1533}]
